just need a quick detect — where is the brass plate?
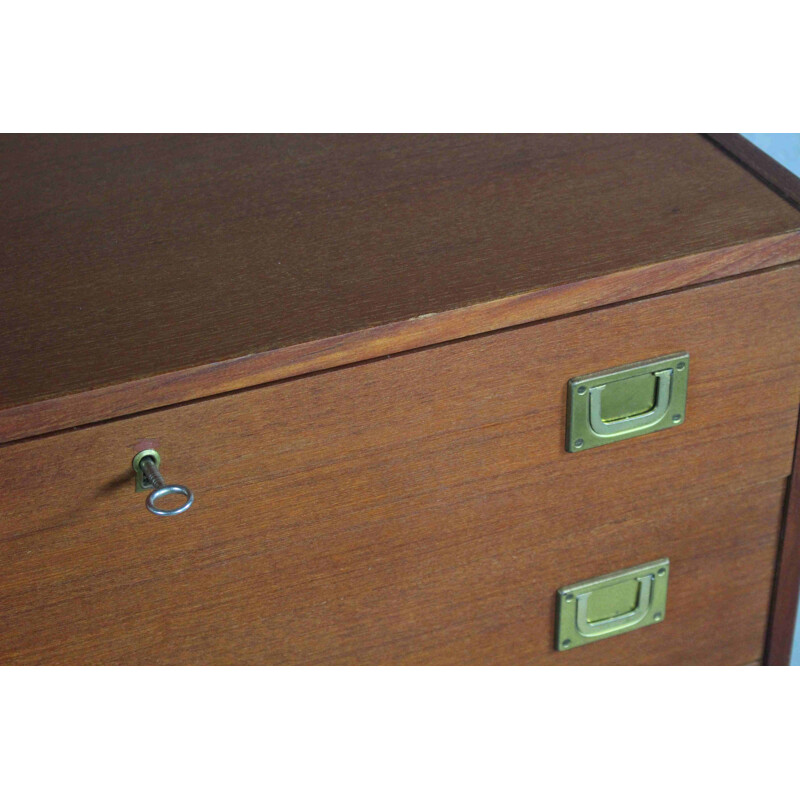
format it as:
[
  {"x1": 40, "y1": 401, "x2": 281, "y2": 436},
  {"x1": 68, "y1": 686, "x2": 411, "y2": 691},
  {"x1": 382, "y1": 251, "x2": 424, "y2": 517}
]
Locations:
[
  {"x1": 566, "y1": 352, "x2": 689, "y2": 452},
  {"x1": 556, "y1": 558, "x2": 670, "y2": 651}
]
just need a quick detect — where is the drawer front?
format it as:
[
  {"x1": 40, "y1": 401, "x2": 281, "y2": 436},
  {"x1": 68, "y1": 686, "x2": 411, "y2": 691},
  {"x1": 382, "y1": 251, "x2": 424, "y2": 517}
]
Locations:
[{"x1": 1, "y1": 267, "x2": 799, "y2": 664}]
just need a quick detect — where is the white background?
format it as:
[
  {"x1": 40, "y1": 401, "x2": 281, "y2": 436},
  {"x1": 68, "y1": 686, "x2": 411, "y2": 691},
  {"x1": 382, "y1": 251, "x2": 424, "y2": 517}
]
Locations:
[{"x1": 1, "y1": 2, "x2": 799, "y2": 797}]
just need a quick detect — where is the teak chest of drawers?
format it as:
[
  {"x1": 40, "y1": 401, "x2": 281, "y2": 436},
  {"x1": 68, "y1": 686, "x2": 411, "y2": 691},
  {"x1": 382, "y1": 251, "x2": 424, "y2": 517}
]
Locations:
[{"x1": 1, "y1": 134, "x2": 799, "y2": 665}]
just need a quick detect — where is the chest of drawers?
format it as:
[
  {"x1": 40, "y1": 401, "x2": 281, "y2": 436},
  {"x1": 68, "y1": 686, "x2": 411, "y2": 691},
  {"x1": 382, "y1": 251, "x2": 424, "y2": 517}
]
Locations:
[{"x1": 1, "y1": 134, "x2": 799, "y2": 664}]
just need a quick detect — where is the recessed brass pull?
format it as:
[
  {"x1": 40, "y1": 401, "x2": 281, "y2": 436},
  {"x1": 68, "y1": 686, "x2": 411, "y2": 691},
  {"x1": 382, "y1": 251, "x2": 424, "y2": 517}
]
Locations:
[
  {"x1": 588, "y1": 369, "x2": 672, "y2": 436},
  {"x1": 556, "y1": 559, "x2": 669, "y2": 651},
  {"x1": 566, "y1": 352, "x2": 689, "y2": 452},
  {"x1": 575, "y1": 575, "x2": 652, "y2": 637}
]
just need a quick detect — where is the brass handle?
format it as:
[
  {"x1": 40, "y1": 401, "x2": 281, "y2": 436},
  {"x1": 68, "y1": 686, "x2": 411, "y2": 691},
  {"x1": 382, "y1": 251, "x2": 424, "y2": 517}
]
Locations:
[
  {"x1": 132, "y1": 449, "x2": 194, "y2": 517},
  {"x1": 588, "y1": 368, "x2": 673, "y2": 436},
  {"x1": 556, "y1": 558, "x2": 669, "y2": 651},
  {"x1": 566, "y1": 352, "x2": 688, "y2": 452},
  {"x1": 575, "y1": 576, "x2": 653, "y2": 637}
]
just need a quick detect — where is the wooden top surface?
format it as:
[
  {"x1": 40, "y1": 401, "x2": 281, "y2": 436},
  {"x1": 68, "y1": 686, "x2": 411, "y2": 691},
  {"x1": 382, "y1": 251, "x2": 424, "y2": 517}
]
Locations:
[{"x1": 2, "y1": 133, "x2": 800, "y2": 418}]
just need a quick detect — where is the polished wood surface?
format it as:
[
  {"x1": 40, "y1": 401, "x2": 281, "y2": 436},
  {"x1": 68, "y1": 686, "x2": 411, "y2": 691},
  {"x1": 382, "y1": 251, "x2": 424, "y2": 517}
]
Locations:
[
  {"x1": 765, "y1": 412, "x2": 800, "y2": 665},
  {"x1": 707, "y1": 134, "x2": 800, "y2": 211},
  {"x1": 3, "y1": 232, "x2": 799, "y2": 446},
  {"x1": 1, "y1": 267, "x2": 797, "y2": 664},
  {"x1": 706, "y1": 133, "x2": 800, "y2": 663},
  {"x1": 2, "y1": 134, "x2": 800, "y2": 436}
]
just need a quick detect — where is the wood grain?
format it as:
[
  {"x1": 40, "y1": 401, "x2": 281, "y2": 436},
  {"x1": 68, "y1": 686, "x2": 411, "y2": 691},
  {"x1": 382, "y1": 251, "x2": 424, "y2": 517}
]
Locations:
[
  {"x1": 1, "y1": 267, "x2": 797, "y2": 664},
  {"x1": 3, "y1": 232, "x2": 799, "y2": 446},
  {"x1": 710, "y1": 132, "x2": 800, "y2": 668},
  {"x1": 765, "y1": 411, "x2": 800, "y2": 665},
  {"x1": 2, "y1": 134, "x2": 800, "y2": 442},
  {"x1": 706, "y1": 134, "x2": 800, "y2": 211}
]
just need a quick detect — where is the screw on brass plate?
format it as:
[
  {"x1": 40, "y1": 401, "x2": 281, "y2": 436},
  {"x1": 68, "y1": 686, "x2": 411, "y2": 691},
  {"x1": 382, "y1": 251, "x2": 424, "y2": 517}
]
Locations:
[
  {"x1": 672, "y1": 414, "x2": 682, "y2": 423},
  {"x1": 562, "y1": 639, "x2": 572, "y2": 648},
  {"x1": 564, "y1": 593, "x2": 574, "y2": 603},
  {"x1": 676, "y1": 362, "x2": 686, "y2": 370},
  {"x1": 574, "y1": 439, "x2": 584, "y2": 449},
  {"x1": 657, "y1": 568, "x2": 667, "y2": 576},
  {"x1": 577, "y1": 386, "x2": 587, "y2": 395},
  {"x1": 654, "y1": 612, "x2": 663, "y2": 622}
]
